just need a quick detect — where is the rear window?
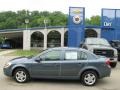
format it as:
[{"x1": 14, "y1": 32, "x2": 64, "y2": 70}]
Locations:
[
  {"x1": 88, "y1": 53, "x2": 99, "y2": 60},
  {"x1": 78, "y1": 51, "x2": 88, "y2": 60}
]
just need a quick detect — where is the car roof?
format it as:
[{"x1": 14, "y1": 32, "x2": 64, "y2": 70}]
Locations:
[{"x1": 47, "y1": 47, "x2": 89, "y2": 52}]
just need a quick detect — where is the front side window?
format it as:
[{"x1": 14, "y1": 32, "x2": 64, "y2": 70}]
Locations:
[
  {"x1": 45, "y1": 50, "x2": 61, "y2": 61},
  {"x1": 65, "y1": 51, "x2": 78, "y2": 60}
]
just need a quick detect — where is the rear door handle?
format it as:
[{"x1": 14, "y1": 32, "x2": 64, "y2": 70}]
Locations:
[{"x1": 54, "y1": 63, "x2": 59, "y2": 66}]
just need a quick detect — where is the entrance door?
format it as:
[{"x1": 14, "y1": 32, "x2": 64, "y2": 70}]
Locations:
[{"x1": 85, "y1": 29, "x2": 97, "y2": 38}]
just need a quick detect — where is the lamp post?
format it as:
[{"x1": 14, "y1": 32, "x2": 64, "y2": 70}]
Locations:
[
  {"x1": 25, "y1": 10, "x2": 31, "y2": 30},
  {"x1": 25, "y1": 19, "x2": 29, "y2": 30},
  {"x1": 44, "y1": 19, "x2": 48, "y2": 29}
]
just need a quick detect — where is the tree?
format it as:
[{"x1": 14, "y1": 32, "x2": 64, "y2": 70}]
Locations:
[
  {"x1": 85, "y1": 15, "x2": 101, "y2": 26},
  {"x1": 0, "y1": 10, "x2": 100, "y2": 30}
]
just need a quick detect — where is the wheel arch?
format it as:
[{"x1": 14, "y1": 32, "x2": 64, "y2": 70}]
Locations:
[
  {"x1": 12, "y1": 66, "x2": 30, "y2": 77},
  {"x1": 79, "y1": 68, "x2": 100, "y2": 79}
]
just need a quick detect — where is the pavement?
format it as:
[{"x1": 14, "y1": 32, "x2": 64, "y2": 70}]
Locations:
[
  {"x1": 0, "y1": 56, "x2": 120, "y2": 90},
  {"x1": 0, "y1": 50, "x2": 16, "y2": 56}
]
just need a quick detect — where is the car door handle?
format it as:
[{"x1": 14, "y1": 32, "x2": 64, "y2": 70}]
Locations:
[{"x1": 54, "y1": 64, "x2": 59, "y2": 66}]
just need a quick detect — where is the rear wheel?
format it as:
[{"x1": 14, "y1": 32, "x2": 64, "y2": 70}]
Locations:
[
  {"x1": 110, "y1": 62, "x2": 117, "y2": 68},
  {"x1": 13, "y1": 68, "x2": 30, "y2": 83},
  {"x1": 81, "y1": 71, "x2": 98, "y2": 86}
]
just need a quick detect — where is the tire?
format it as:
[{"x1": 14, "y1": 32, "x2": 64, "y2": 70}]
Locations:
[
  {"x1": 13, "y1": 68, "x2": 30, "y2": 83},
  {"x1": 110, "y1": 62, "x2": 117, "y2": 68},
  {"x1": 81, "y1": 71, "x2": 98, "y2": 86}
]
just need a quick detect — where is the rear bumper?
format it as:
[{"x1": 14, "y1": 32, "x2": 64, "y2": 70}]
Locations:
[
  {"x1": 109, "y1": 57, "x2": 117, "y2": 63},
  {"x1": 99, "y1": 66, "x2": 111, "y2": 78}
]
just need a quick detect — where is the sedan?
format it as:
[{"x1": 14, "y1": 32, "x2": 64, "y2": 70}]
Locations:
[{"x1": 3, "y1": 47, "x2": 111, "y2": 86}]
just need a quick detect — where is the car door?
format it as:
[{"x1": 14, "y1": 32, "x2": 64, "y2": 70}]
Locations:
[
  {"x1": 60, "y1": 50, "x2": 88, "y2": 78},
  {"x1": 31, "y1": 50, "x2": 62, "y2": 78}
]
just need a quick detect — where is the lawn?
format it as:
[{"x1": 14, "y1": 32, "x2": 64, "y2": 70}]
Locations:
[{"x1": 6, "y1": 49, "x2": 41, "y2": 57}]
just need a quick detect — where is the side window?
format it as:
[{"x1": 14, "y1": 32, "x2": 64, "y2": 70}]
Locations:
[
  {"x1": 78, "y1": 51, "x2": 88, "y2": 60},
  {"x1": 44, "y1": 50, "x2": 61, "y2": 61},
  {"x1": 65, "y1": 51, "x2": 78, "y2": 60}
]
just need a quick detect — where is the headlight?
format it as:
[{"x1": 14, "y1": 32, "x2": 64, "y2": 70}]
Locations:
[
  {"x1": 114, "y1": 49, "x2": 118, "y2": 57},
  {"x1": 4, "y1": 62, "x2": 12, "y2": 68}
]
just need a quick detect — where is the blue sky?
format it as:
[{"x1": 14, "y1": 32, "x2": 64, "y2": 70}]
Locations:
[{"x1": 0, "y1": 0, "x2": 120, "y2": 18}]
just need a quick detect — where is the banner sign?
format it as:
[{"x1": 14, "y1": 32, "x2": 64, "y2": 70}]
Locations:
[
  {"x1": 101, "y1": 9, "x2": 120, "y2": 40},
  {"x1": 68, "y1": 7, "x2": 85, "y2": 47},
  {"x1": 101, "y1": 9, "x2": 115, "y2": 29}
]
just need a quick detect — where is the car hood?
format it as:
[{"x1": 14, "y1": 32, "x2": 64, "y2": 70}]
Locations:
[{"x1": 10, "y1": 56, "x2": 31, "y2": 64}]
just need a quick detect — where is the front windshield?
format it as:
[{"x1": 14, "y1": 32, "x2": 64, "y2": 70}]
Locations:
[
  {"x1": 86, "y1": 38, "x2": 110, "y2": 46},
  {"x1": 111, "y1": 41, "x2": 120, "y2": 47}
]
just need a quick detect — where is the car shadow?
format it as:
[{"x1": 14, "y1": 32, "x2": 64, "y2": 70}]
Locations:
[
  {"x1": 29, "y1": 78, "x2": 109, "y2": 86},
  {"x1": 31, "y1": 79, "x2": 81, "y2": 84}
]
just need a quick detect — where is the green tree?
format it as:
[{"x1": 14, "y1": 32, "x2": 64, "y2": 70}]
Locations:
[
  {"x1": 49, "y1": 11, "x2": 67, "y2": 26},
  {"x1": 85, "y1": 15, "x2": 101, "y2": 26}
]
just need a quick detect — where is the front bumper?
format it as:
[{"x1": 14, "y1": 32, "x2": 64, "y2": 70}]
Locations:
[{"x1": 3, "y1": 67, "x2": 12, "y2": 77}]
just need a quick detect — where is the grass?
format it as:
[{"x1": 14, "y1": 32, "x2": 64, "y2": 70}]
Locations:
[{"x1": 6, "y1": 49, "x2": 41, "y2": 57}]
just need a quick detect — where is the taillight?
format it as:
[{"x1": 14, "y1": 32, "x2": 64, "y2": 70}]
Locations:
[{"x1": 106, "y1": 58, "x2": 111, "y2": 66}]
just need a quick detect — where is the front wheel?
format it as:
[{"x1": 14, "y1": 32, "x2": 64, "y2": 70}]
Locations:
[
  {"x1": 81, "y1": 71, "x2": 98, "y2": 86},
  {"x1": 13, "y1": 68, "x2": 30, "y2": 83}
]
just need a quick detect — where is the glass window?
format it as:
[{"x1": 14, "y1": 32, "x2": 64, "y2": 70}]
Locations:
[
  {"x1": 45, "y1": 50, "x2": 61, "y2": 61},
  {"x1": 65, "y1": 51, "x2": 78, "y2": 60},
  {"x1": 86, "y1": 38, "x2": 110, "y2": 46},
  {"x1": 78, "y1": 51, "x2": 88, "y2": 60}
]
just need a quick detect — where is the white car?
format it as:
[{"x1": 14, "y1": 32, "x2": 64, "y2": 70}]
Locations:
[{"x1": 80, "y1": 38, "x2": 118, "y2": 68}]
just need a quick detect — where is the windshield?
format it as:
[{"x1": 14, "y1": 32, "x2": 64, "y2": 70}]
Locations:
[
  {"x1": 86, "y1": 38, "x2": 110, "y2": 46},
  {"x1": 111, "y1": 41, "x2": 120, "y2": 47}
]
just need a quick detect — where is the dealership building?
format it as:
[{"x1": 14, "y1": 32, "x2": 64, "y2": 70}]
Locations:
[{"x1": 0, "y1": 7, "x2": 120, "y2": 50}]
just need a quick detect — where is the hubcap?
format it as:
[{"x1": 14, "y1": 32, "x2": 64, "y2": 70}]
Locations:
[
  {"x1": 16, "y1": 71, "x2": 26, "y2": 82},
  {"x1": 84, "y1": 73, "x2": 96, "y2": 85}
]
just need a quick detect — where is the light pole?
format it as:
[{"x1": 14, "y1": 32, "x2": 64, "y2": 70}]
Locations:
[
  {"x1": 25, "y1": 10, "x2": 31, "y2": 30},
  {"x1": 44, "y1": 19, "x2": 48, "y2": 29},
  {"x1": 25, "y1": 19, "x2": 29, "y2": 30}
]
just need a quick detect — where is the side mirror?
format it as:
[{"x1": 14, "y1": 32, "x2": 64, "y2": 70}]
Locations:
[{"x1": 35, "y1": 58, "x2": 42, "y2": 63}]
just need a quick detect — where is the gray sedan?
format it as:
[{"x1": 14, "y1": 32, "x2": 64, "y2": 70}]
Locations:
[{"x1": 3, "y1": 47, "x2": 111, "y2": 86}]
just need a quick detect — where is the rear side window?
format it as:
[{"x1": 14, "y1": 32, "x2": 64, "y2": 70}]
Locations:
[
  {"x1": 65, "y1": 51, "x2": 78, "y2": 60},
  {"x1": 78, "y1": 51, "x2": 88, "y2": 60}
]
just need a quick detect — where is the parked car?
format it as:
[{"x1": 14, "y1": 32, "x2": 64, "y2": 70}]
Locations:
[
  {"x1": 3, "y1": 47, "x2": 111, "y2": 86},
  {"x1": 0, "y1": 42, "x2": 12, "y2": 49},
  {"x1": 109, "y1": 40, "x2": 120, "y2": 61},
  {"x1": 80, "y1": 38, "x2": 118, "y2": 68}
]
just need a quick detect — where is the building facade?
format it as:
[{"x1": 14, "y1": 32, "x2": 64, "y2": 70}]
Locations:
[
  {"x1": 0, "y1": 8, "x2": 120, "y2": 50},
  {"x1": 0, "y1": 26, "x2": 101, "y2": 50}
]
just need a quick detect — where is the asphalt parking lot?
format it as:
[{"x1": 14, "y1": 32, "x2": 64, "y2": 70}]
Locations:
[{"x1": 0, "y1": 56, "x2": 120, "y2": 90}]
